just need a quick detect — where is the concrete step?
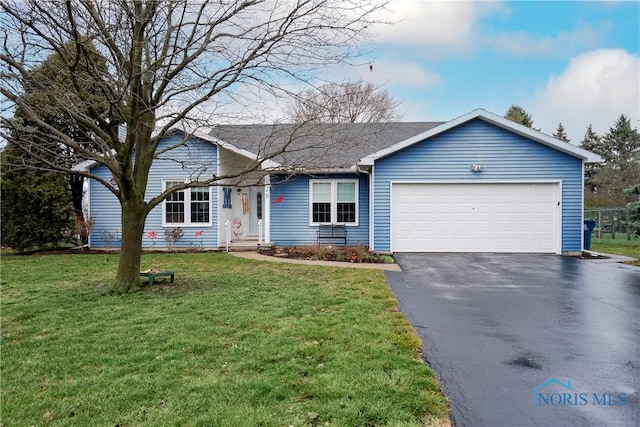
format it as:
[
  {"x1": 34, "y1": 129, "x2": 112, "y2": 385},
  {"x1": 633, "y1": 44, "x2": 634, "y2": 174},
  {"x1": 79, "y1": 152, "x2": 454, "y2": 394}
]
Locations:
[{"x1": 222, "y1": 241, "x2": 275, "y2": 252}]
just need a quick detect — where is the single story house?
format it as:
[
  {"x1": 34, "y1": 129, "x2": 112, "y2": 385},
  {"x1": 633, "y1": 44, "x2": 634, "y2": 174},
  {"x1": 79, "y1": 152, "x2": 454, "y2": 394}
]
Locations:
[{"x1": 86, "y1": 108, "x2": 601, "y2": 254}]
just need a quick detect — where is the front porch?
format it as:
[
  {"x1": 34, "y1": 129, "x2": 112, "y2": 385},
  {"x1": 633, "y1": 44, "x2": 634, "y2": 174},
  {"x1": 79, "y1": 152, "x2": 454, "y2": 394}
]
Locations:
[{"x1": 216, "y1": 146, "x2": 271, "y2": 250}]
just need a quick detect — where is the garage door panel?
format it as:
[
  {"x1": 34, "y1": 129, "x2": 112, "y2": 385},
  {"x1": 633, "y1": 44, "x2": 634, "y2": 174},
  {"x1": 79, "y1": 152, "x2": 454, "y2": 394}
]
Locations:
[{"x1": 392, "y1": 183, "x2": 559, "y2": 253}]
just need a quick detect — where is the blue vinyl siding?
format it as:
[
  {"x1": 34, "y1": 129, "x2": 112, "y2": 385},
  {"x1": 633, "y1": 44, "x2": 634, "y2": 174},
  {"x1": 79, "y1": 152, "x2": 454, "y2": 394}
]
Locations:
[
  {"x1": 270, "y1": 174, "x2": 370, "y2": 246},
  {"x1": 372, "y1": 119, "x2": 583, "y2": 253},
  {"x1": 89, "y1": 135, "x2": 218, "y2": 249}
]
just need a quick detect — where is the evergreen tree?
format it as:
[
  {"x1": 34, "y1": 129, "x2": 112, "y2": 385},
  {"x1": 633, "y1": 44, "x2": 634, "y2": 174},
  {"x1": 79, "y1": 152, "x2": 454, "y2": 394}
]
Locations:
[
  {"x1": 1, "y1": 146, "x2": 73, "y2": 252},
  {"x1": 552, "y1": 122, "x2": 570, "y2": 142},
  {"x1": 9, "y1": 40, "x2": 111, "y2": 241},
  {"x1": 582, "y1": 116, "x2": 640, "y2": 207},
  {"x1": 580, "y1": 125, "x2": 602, "y2": 193},
  {"x1": 504, "y1": 105, "x2": 537, "y2": 129},
  {"x1": 624, "y1": 184, "x2": 640, "y2": 236},
  {"x1": 601, "y1": 115, "x2": 639, "y2": 166},
  {"x1": 580, "y1": 124, "x2": 602, "y2": 153}
]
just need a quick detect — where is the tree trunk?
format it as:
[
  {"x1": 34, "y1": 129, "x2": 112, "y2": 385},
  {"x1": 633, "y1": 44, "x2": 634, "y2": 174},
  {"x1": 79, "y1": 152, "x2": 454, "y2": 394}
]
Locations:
[{"x1": 113, "y1": 200, "x2": 148, "y2": 293}]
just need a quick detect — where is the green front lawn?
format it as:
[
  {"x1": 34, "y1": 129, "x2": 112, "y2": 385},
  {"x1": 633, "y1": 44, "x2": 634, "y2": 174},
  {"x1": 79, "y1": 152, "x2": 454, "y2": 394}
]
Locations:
[
  {"x1": 590, "y1": 236, "x2": 640, "y2": 260},
  {"x1": 0, "y1": 253, "x2": 449, "y2": 426}
]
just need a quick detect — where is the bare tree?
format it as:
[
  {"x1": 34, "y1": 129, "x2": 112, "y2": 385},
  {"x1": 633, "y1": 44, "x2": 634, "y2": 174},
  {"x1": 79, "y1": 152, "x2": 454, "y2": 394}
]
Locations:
[
  {"x1": 0, "y1": 0, "x2": 385, "y2": 293},
  {"x1": 289, "y1": 79, "x2": 399, "y2": 123}
]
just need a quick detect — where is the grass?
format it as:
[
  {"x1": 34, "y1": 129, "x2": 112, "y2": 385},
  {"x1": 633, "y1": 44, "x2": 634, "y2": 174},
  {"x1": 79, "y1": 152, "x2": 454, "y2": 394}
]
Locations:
[
  {"x1": 590, "y1": 235, "x2": 640, "y2": 265},
  {"x1": 0, "y1": 252, "x2": 449, "y2": 426}
]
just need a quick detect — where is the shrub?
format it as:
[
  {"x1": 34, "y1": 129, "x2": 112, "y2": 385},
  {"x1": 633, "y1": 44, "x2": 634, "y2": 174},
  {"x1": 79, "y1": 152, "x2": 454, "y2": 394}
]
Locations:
[
  {"x1": 625, "y1": 184, "x2": 640, "y2": 236},
  {"x1": 276, "y1": 245, "x2": 394, "y2": 264},
  {"x1": 1, "y1": 168, "x2": 73, "y2": 252},
  {"x1": 164, "y1": 227, "x2": 184, "y2": 251}
]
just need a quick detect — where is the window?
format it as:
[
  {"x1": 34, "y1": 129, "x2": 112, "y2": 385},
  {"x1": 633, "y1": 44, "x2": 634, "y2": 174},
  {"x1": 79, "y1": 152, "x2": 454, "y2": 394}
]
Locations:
[
  {"x1": 163, "y1": 180, "x2": 211, "y2": 226},
  {"x1": 310, "y1": 180, "x2": 358, "y2": 225},
  {"x1": 256, "y1": 191, "x2": 263, "y2": 220},
  {"x1": 190, "y1": 187, "x2": 210, "y2": 223},
  {"x1": 312, "y1": 182, "x2": 332, "y2": 223},
  {"x1": 337, "y1": 182, "x2": 356, "y2": 223},
  {"x1": 165, "y1": 181, "x2": 185, "y2": 224}
]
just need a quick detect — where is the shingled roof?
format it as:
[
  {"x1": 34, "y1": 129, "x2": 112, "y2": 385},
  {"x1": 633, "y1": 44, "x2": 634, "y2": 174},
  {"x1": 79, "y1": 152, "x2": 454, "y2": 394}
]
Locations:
[{"x1": 208, "y1": 122, "x2": 443, "y2": 170}]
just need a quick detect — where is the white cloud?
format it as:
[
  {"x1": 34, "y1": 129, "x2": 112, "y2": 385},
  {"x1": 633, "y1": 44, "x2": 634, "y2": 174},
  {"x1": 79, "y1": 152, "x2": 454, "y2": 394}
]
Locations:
[
  {"x1": 532, "y1": 49, "x2": 640, "y2": 143},
  {"x1": 374, "y1": 1, "x2": 474, "y2": 48},
  {"x1": 487, "y1": 23, "x2": 602, "y2": 57},
  {"x1": 372, "y1": 2, "x2": 607, "y2": 60},
  {"x1": 371, "y1": 1, "x2": 507, "y2": 55}
]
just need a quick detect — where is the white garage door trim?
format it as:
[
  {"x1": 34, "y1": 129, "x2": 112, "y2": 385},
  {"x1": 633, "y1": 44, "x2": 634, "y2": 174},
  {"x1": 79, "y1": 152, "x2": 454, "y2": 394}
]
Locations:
[{"x1": 390, "y1": 181, "x2": 561, "y2": 254}]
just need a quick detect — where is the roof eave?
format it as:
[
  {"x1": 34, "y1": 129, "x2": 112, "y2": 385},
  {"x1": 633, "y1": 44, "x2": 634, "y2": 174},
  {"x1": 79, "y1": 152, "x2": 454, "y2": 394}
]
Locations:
[
  {"x1": 358, "y1": 108, "x2": 604, "y2": 164},
  {"x1": 186, "y1": 129, "x2": 282, "y2": 169},
  {"x1": 473, "y1": 113, "x2": 604, "y2": 163}
]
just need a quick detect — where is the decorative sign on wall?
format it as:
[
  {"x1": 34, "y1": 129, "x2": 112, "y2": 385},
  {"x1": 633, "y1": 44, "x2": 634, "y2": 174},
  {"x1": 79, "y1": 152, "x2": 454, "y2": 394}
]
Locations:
[
  {"x1": 223, "y1": 187, "x2": 232, "y2": 209},
  {"x1": 242, "y1": 193, "x2": 249, "y2": 215}
]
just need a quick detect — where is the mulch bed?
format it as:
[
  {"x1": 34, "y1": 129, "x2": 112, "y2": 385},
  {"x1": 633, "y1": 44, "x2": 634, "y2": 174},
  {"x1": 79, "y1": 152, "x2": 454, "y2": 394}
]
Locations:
[{"x1": 258, "y1": 246, "x2": 395, "y2": 264}]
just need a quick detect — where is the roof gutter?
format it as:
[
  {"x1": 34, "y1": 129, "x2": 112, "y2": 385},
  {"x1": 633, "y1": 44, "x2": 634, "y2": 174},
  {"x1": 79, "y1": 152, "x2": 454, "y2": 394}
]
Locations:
[{"x1": 269, "y1": 166, "x2": 359, "y2": 175}]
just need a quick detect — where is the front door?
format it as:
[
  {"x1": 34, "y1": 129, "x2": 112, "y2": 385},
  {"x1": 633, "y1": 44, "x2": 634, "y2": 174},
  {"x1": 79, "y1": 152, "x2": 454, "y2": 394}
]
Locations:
[{"x1": 249, "y1": 186, "x2": 264, "y2": 236}]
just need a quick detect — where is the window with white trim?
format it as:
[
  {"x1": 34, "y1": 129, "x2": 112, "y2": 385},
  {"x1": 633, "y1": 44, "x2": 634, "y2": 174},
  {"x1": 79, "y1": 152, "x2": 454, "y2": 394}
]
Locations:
[
  {"x1": 310, "y1": 179, "x2": 358, "y2": 225},
  {"x1": 163, "y1": 180, "x2": 211, "y2": 226}
]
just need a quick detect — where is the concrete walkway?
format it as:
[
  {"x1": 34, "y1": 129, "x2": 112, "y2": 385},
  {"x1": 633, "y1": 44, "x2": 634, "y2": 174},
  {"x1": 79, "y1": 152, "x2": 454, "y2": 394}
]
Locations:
[
  {"x1": 583, "y1": 250, "x2": 638, "y2": 264},
  {"x1": 229, "y1": 251, "x2": 402, "y2": 271},
  {"x1": 229, "y1": 250, "x2": 638, "y2": 272}
]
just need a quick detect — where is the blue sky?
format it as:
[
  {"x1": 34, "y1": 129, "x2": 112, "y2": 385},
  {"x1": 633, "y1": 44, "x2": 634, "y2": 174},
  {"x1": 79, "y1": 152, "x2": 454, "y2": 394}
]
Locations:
[{"x1": 334, "y1": 0, "x2": 639, "y2": 144}]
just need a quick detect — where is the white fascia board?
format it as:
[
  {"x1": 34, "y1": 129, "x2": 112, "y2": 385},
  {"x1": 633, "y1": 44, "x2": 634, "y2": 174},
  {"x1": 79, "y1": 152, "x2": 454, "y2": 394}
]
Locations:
[
  {"x1": 72, "y1": 159, "x2": 96, "y2": 171},
  {"x1": 72, "y1": 149, "x2": 118, "y2": 171},
  {"x1": 359, "y1": 108, "x2": 603, "y2": 165},
  {"x1": 472, "y1": 110, "x2": 604, "y2": 163},
  {"x1": 270, "y1": 166, "x2": 358, "y2": 175},
  {"x1": 72, "y1": 128, "x2": 281, "y2": 172}
]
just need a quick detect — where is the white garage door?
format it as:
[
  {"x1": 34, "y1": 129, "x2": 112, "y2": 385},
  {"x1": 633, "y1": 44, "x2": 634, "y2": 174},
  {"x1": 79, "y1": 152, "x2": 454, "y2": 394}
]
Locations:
[{"x1": 391, "y1": 183, "x2": 559, "y2": 253}]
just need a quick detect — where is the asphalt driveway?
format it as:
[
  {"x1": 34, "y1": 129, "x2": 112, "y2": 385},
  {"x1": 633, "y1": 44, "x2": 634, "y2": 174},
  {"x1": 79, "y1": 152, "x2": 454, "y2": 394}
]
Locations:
[{"x1": 386, "y1": 254, "x2": 639, "y2": 427}]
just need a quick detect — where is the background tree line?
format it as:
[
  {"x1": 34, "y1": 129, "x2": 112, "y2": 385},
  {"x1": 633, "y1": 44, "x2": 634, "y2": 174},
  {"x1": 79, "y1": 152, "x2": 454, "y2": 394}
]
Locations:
[{"x1": 504, "y1": 104, "x2": 640, "y2": 210}]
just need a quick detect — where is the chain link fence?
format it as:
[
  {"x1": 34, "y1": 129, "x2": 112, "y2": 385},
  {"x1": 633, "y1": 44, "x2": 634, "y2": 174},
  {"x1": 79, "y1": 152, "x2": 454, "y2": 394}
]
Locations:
[{"x1": 584, "y1": 208, "x2": 636, "y2": 240}]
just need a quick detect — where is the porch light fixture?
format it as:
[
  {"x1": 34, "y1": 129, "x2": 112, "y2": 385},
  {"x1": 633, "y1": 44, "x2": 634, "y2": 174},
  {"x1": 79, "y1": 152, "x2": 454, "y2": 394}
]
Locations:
[{"x1": 470, "y1": 164, "x2": 483, "y2": 172}]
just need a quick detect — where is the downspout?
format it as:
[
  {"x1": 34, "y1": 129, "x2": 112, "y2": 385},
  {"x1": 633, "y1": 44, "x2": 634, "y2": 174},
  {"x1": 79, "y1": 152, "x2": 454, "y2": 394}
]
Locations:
[
  {"x1": 216, "y1": 145, "x2": 221, "y2": 249},
  {"x1": 85, "y1": 177, "x2": 91, "y2": 249},
  {"x1": 580, "y1": 159, "x2": 585, "y2": 254},
  {"x1": 264, "y1": 174, "x2": 271, "y2": 244},
  {"x1": 356, "y1": 162, "x2": 373, "y2": 251}
]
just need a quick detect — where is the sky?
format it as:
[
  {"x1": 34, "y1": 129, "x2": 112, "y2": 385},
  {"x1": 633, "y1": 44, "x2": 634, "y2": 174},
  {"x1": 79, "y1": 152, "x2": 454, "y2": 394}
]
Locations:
[
  {"x1": 2, "y1": 1, "x2": 637, "y2": 148},
  {"x1": 331, "y1": 0, "x2": 640, "y2": 145}
]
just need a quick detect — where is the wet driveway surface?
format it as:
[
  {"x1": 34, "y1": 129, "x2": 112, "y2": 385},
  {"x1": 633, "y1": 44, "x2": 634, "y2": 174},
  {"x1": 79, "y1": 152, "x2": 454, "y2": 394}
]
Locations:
[{"x1": 386, "y1": 254, "x2": 639, "y2": 427}]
